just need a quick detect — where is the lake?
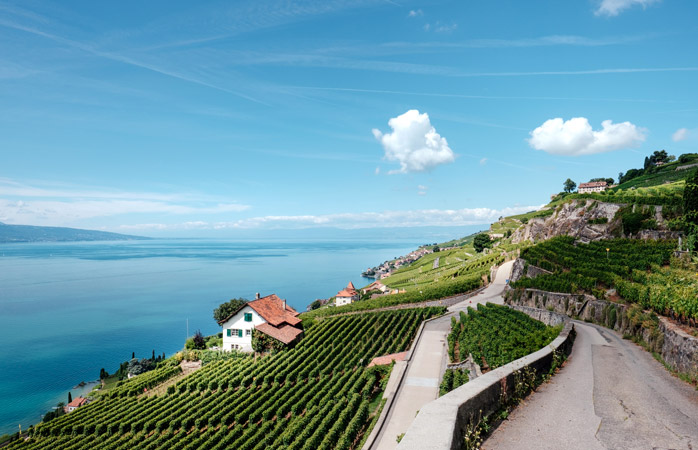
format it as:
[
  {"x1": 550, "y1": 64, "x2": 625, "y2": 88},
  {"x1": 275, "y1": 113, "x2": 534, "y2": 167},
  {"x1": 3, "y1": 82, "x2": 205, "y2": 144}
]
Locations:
[{"x1": 0, "y1": 238, "x2": 421, "y2": 434}]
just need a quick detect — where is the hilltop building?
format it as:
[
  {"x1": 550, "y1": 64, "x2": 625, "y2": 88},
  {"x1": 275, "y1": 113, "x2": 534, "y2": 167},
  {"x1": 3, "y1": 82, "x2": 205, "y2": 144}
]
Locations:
[
  {"x1": 336, "y1": 282, "x2": 359, "y2": 306},
  {"x1": 578, "y1": 181, "x2": 608, "y2": 194},
  {"x1": 218, "y1": 293, "x2": 303, "y2": 352}
]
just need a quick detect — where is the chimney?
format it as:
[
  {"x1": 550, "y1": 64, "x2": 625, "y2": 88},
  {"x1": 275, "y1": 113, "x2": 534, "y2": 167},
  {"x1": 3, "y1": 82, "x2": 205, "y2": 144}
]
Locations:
[
  {"x1": 283, "y1": 300, "x2": 286, "y2": 310},
  {"x1": 255, "y1": 292, "x2": 260, "y2": 300}
]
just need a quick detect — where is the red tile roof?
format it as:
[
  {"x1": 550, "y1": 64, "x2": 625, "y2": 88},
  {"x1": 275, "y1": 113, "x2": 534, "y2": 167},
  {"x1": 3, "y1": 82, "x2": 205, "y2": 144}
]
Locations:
[
  {"x1": 367, "y1": 352, "x2": 407, "y2": 367},
  {"x1": 337, "y1": 281, "x2": 359, "y2": 298},
  {"x1": 578, "y1": 181, "x2": 607, "y2": 188},
  {"x1": 218, "y1": 294, "x2": 300, "y2": 326},
  {"x1": 336, "y1": 289, "x2": 358, "y2": 298},
  {"x1": 67, "y1": 397, "x2": 87, "y2": 408},
  {"x1": 256, "y1": 323, "x2": 304, "y2": 345},
  {"x1": 247, "y1": 294, "x2": 301, "y2": 327}
]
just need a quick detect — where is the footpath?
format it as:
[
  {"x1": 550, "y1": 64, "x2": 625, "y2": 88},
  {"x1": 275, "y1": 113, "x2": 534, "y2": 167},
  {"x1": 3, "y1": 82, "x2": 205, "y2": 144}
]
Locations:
[
  {"x1": 372, "y1": 260, "x2": 514, "y2": 450},
  {"x1": 483, "y1": 321, "x2": 698, "y2": 450}
]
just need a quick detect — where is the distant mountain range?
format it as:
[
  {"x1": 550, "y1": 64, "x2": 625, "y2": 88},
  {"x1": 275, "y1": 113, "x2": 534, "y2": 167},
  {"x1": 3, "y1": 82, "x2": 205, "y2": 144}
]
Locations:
[{"x1": 0, "y1": 222, "x2": 149, "y2": 243}]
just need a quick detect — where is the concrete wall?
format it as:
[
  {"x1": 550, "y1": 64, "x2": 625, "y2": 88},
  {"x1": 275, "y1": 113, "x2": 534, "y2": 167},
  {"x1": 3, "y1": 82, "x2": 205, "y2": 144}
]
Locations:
[
  {"x1": 397, "y1": 321, "x2": 575, "y2": 450},
  {"x1": 506, "y1": 288, "x2": 698, "y2": 378}
]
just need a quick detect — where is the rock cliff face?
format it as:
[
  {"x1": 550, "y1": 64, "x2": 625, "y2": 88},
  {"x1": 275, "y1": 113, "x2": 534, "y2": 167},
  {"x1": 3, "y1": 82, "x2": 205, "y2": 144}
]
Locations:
[{"x1": 511, "y1": 199, "x2": 678, "y2": 244}]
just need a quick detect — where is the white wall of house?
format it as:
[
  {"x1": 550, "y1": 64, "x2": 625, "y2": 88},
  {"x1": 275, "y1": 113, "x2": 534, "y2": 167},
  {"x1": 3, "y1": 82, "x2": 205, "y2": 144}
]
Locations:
[
  {"x1": 336, "y1": 295, "x2": 356, "y2": 306},
  {"x1": 221, "y1": 306, "x2": 266, "y2": 352}
]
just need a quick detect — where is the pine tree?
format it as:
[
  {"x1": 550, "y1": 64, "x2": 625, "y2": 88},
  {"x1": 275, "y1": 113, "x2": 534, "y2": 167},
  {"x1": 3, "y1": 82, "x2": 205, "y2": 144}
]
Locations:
[{"x1": 68, "y1": 392, "x2": 72, "y2": 404}]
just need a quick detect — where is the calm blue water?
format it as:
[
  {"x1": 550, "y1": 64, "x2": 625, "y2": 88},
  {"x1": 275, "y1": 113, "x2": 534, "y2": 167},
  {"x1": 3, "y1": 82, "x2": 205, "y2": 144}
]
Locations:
[{"x1": 0, "y1": 238, "x2": 420, "y2": 434}]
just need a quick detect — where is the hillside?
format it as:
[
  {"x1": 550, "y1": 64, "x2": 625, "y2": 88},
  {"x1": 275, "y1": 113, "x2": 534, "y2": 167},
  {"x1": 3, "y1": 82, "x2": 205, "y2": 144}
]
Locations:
[{"x1": 0, "y1": 222, "x2": 149, "y2": 243}]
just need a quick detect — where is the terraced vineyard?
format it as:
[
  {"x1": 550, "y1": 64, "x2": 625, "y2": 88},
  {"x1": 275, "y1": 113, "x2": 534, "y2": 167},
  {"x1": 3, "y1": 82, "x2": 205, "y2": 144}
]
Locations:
[
  {"x1": 447, "y1": 303, "x2": 561, "y2": 371},
  {"x1": 511, "y1": 236, "x2": 698, "y2": 321},
  {"x1": 10, "y1": 308, "x2": 444, "y2": 450}
]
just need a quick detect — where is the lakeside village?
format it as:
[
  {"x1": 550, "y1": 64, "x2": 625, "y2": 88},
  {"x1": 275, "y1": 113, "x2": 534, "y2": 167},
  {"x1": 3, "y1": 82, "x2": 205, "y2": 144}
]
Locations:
[{"x1": 34, "y1": 244, "x2": 451, "y2": 422}]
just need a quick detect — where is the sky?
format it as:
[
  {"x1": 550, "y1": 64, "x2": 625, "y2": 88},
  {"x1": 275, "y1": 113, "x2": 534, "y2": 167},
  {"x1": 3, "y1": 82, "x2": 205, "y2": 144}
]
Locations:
[{"x1": 1, "y1": 0, "x2": 697, "y2": 237}]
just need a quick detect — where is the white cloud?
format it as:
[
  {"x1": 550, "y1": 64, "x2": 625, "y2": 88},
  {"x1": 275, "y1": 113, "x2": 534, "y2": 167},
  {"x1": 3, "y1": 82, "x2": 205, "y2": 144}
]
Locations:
[
  {"x1": 0, "y1": 178, "x2": 249, "y2": 226},
  {"x1": 479, "y1": 158, "x2": 488, "y2": 165},
  {"x1": 408, "y1": 9, "x2": 423, "y2": 17},
  {"x1": 121, "y1": 205, "x2": 544, "y2": 231},
  {"x1": 673, "y1": 128, "x2": 689, "y2": 142},
  {"x1": 595, "y1": 0, "x2": 661, "y2": 17},
  {"x1": 435, "y1": 23, "x2": 458, "y2": 33},
  {"x1": 417, "y1": 185, "x2": 428, "y2": 196},
  {"x1": 372, "y1": 109, "x2": 456, "y2": 173},
  {"x1": 528, "y1": 117, "x2": 646, "y2": 156}
]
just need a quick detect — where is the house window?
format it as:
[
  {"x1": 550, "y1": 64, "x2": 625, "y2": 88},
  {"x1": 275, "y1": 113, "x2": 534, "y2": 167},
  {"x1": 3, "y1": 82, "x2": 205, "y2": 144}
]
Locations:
[
  {"x1": 229, "y1": 329, "x2": 241, "y2": 337},
  {"x1": 245, "y1": 329, "x2": 251, "y2": 337},
  {"x1": 244, "y1": 313, "x2": 253, "y2": 322}
]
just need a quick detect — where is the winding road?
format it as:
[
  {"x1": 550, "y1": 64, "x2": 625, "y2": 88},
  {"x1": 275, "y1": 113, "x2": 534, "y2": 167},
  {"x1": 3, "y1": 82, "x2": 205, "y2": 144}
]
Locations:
[
  {"x1": 483, "y1": 321, "x2": 698, "y2": 450},
  {"x1": 372, "y1": 260, "x2": 514, "y2": 450}
]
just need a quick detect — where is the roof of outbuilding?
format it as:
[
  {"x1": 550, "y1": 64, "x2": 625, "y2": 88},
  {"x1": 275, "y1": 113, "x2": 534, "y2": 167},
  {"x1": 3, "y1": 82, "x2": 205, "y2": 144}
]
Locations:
[{"x1": 255, "y1": 323, "x2": 304, "y2": 345}]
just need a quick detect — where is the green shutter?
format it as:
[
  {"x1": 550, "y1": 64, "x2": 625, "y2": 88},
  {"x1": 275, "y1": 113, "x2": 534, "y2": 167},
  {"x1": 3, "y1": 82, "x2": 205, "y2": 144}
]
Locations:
[
  {"x1": 244, "y1": 313, "x2": 252, "y2": 322},
  {"x1": 227, "y1": 329, "x2": 231, "y2": 337},
  {"x1": 238, "y1": 329, "x2": 243, "y2": 338}
]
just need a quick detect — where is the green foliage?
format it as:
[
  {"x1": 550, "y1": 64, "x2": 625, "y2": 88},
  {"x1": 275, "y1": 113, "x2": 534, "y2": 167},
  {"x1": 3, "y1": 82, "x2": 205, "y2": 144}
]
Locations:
[
  {"x1": 473, "y1": 233, "x2": 492, "y2": 253},
  {"x1": 251, "y1": 329, "x2": 286, "y2": 353},
  {"x1": 28, "y1": 308, "x2": 443, "y2": 449},
  {"x1": 439, "y1": 368, "x2": 469, "y2": 396},
  {"x1": 448, "y1": 303, "x2": 561, "y2": 371},
  {"x1": 513, "y1": 237, "x2": 698, "y2": 322},
  {"x1": 213, "y1": 298, "x2": 248, "y2": 323},
  {"x1": 683, "y1": 170, "x2": 698, "y2": 227},
  {"x1": 563, "y1": 178, "x2": 576, "y2": 193}
]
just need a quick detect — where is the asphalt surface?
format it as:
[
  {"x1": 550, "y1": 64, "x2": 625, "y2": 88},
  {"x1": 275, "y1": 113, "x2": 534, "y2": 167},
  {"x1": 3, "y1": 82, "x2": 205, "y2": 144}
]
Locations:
[
  {"x1": 483, "y1": 321, "x2": 698, "y2": 450},
  {"x1": 373, "y1": 260, "x2": 514, "y2": 450}
]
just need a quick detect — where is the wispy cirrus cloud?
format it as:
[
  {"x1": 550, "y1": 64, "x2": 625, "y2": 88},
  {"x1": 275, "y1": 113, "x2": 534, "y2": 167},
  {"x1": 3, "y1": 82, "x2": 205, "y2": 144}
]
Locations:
[
  {"x1": 595, "y1": 0, "x2": 662, "y2": 17},
  {"x1": 120, "y1": 204, "x2": 544, "y2": 231},
  {"x1": 0, "y1": 178, "x2": 249, "y2": 226}
]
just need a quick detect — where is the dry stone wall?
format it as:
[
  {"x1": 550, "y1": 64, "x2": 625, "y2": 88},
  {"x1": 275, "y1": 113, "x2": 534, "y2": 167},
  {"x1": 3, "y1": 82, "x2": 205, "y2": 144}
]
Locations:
[{"x1": 506, "y1": 287, "x2": 698, "y2": 377}]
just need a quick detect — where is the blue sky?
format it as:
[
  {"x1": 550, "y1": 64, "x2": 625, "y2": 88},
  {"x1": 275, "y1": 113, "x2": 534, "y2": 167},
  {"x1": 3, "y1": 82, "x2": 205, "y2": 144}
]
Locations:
[{"x1": 1, "y1": 0, "x2": 697, "y2": 236}]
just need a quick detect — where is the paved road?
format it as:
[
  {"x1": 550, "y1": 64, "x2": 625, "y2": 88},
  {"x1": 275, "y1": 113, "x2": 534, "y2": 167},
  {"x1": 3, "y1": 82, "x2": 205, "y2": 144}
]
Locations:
[
  {"x1": 433, "y1": 257, "x2": 440, "y2": 269},
  {"x1": 483, "y1": 321, "x2": 698, "y2": 450},
  {"x1": 373, "y1": 260, "x2": 514, "y2": 450}
]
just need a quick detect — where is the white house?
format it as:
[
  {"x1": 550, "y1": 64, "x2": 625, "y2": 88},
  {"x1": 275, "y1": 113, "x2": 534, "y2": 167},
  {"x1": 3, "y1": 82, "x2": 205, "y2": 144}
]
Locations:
[
  {"x1": 578, "y1": 181, "x2": 608, "y2": 194},
  {"x1": 336, "y1": 282, "x2": 359, "y2": 306},
  {"x1": 64, "y1": 397, "x2": 87, "y2": 413},
  {"x1": 218, "y1": 293, "x2": 303, "y2": 352}
]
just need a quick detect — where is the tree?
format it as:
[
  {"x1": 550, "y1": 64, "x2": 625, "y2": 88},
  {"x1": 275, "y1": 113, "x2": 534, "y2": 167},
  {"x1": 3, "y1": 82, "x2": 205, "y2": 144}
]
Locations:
[
  {"x1": 618, "y1": 172, "x2": 624, "y2": 184},
  {"x1": 589, "y1": 177, "x2": 614, "y2": 184},
  {"x1": 192, "y1": 330, "x2": 206, "y2": 350},
  {"x1": 308, "y1": 300, "x2": 322, "y2": 310},
  {"x1": 68, "y1": 392, "x2": 72, "y2": 404},
  {"x1": 473, "y1": 233, "x2": 492, "y2": 253},
  {"x1": 213, "y1": 298, "x2": 248, "y2": 323},
  {"x1": 563, "y1": 178, "x2": 576, "y2": 193},
  {"x1": 433, "y1": 246, "x2": 440, "y2": 253}
]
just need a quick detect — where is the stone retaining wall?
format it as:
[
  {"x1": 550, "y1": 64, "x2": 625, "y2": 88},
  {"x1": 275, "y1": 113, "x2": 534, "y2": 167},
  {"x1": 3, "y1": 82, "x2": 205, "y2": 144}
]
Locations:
[
  {"x1": 508, "y1": 305, "x2": 569, "y2": 327},
  {"x1": 506, "y1": 288, "x2": 698, "y2": 378},
  {"x1": 397, "y1": 321, "x2": 575, "y2": 450}
]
